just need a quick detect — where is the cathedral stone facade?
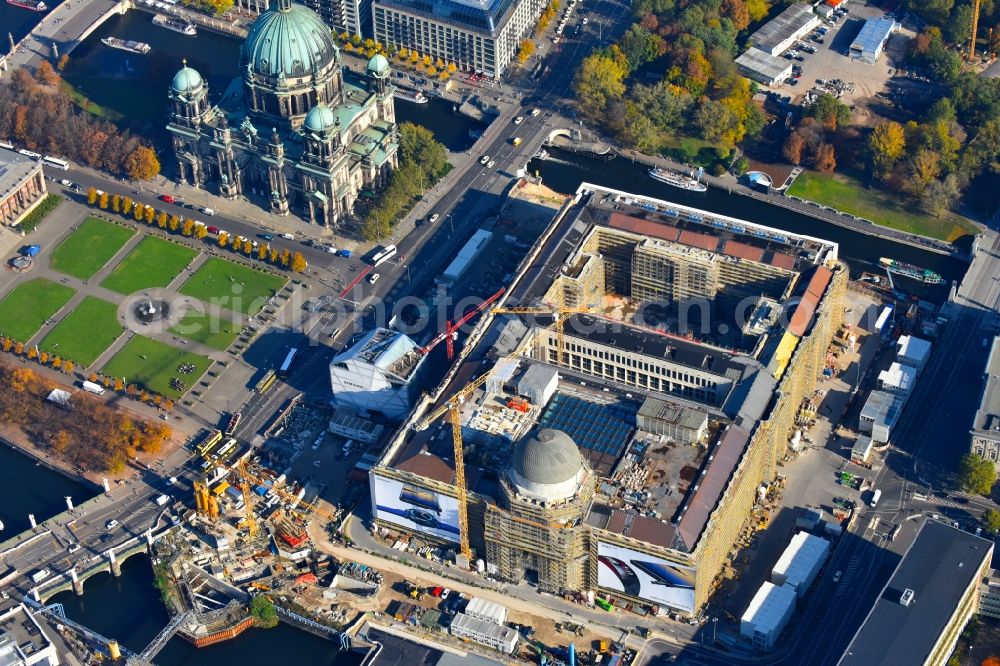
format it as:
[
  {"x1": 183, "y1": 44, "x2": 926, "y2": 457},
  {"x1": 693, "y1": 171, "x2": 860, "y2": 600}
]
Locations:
[{"x1": 166, "y1": 0, "x2": 398, "y2": 228}]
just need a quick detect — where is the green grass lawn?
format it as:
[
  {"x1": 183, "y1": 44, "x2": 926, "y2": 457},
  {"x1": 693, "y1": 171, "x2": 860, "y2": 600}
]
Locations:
[
  {"x1": 170, "y1": 310, "x2": 240, "y2": 351},
  {"x1": 101, "y1": 335, "x2": 212, "y2": 398},
  {"x1": 38, "y1": 296, "x2": 124, "y2": 366},
  {"x1": 179, "y1": 258, "x2": 286, "y2": 315},
  {"x1": 50, "y1": 217, "x2": 136, "y2": 280},
  {"x1": 0, "y1": 279, "x2": 76, "y2": 342},
  {"x1": 786, "y1": 171, "x2": 980, "y2": 243},
  {"x1": 100, "y1": 236, "x2": 198, "y2": 294}
]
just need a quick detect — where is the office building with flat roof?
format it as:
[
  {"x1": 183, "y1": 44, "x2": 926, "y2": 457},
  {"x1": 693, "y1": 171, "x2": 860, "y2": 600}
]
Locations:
[
  {"x1": 372, "y1": 0, "x2": 548, "y2": 78},
  {"x1": 971, "y1": 336, "x2": 1000, "y2": 465},
  {"x1": 748, "y1": 3, "x2": 820, "y2": 56},
  {"x1": 839, "y1": 520, "x2": 992, "y2": 666}
]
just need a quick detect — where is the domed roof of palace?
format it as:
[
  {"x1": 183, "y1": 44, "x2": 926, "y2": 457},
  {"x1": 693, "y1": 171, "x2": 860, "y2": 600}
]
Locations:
[
  {"x1": 303, "y1": 103, "x2": 336, "y2": 133},
  {"x1": 244, "y1": 0, "x2": 338, "y2": 80},
  {"x1": 171, "y1": 61, "x2": 203, "y2": 94},
  {"x1": 367, "y1": 53, "x2": 390, "y2": 77}
]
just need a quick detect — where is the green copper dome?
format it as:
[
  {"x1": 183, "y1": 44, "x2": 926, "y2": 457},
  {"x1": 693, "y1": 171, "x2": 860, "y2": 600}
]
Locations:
[
  {"x1": 367, "y1": 54, "x2": 390, "y2": 77},
  {"x1": 171, "y1": 62, "x2": 203, "y2": 94},
  {"x1": 243, "y1": 1, "x2": 338, "y2": 79},
  {"x1": 303, "y1": 104, "x2": 336, "y2": 132}
]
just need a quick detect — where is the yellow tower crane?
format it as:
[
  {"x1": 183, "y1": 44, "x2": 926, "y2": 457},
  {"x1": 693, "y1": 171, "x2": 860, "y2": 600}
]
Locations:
[
  {"x1": 491, "y1": 304, "x2": 595, "y2": 366},
  {"x1": 236, "y1": 458, "x2": 258, "y2": 539},
  {"x1": 971, "y1": 0, "x2": 982, "y2": 60},
  {"x1": 412, "y1": 371, "x2": 494, "y2": 561}
]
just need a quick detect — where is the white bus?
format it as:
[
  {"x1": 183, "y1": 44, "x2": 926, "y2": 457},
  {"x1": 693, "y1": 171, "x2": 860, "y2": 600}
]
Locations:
[
  {"x1": 278, "y1": 347, "x2": 298, "y2": 378},
  {"x1": 371, "y1": 244, "x2": 397, "y2": 266},
  {"x1": 81, "y1": 380, "x2": 106, "y2": 395},
  {"x1": 43, "y1": 156, "x2": 70, "y2": 171},
  {"x1": 17, "y1": 149, "x2": 41, "y2": 160}
]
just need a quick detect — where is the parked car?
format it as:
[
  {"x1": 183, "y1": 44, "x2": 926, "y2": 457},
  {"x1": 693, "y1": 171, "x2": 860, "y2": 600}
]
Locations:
[
  {"x1": 258, "y1": 233, "x2": 274, "y2": 241},
  {"x1": 201, "y1": 207, "x2": 215, "y2": 216},
  {"x1": 106, "y1": 519, "x2": 119, "y2": 530},
  {"x1": 429, "y1": 213, "x2": 440, "y2": 223},
  {"x1": 368, "y1": 273, "x2": 380, "y2": 284}
]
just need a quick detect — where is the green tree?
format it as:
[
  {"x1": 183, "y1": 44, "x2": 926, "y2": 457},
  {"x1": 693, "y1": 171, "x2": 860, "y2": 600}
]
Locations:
[
  {"x1": 806, "y1": 93, "x2": 851, "y2": 130},
  {"x1": 943, "y1": 3, "x2": 974, "y2": 45},
  {"x1": 250, "y1": 595, "x2": 278, "y2": 628},
  {"x1": 399, "y1": 122, "x2": 448, "y2": 179},
  {"x1": 619, "y1": 25, "x2": 663, "y2": 72},
  {"x1": 983, "y1": 508, "x2": 1000, "y2": 534},
  {"x1": 959, "y1": 452, "x2": 997, "y2": 496},
  {"x1": 869, "y1": 121, "x2": 907, "y2": 178},
  {"x1": 573, "y1": 53, "x2": 627, "y2": 118}
]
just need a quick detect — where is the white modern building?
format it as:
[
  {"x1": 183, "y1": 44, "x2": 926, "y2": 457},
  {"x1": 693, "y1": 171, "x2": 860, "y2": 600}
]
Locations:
[
  {"x1": 517, "y1": 364, "x2": 559, "y2": 406},
  {"x1": 877, "y1": 362, "x2": 916, "y2": 398},
  {"x1": 437, "y1": 229, "x2": 493, "y2": 287},
  {"x1": 735, "y1": 47, "x2": 793, "y2": 86},
  {"x1": 449, "y1": 612, "x2": 519, "y2": 653},
  {"x1": 896, "y1": 335, "x2": 931, "y2": 374},
  {"x1": 372, "y1": 0, "x2": 549, "y2": 78},
  {"x1": 741, "y1": 581, "x2": 797, "y2": 650},
  {"x1": 0, "y1": 602, "x2": 60, "y2": 666},
  {"x1": 748, "y1": 3, "x2": 820, "y2": 56},
  {"x1": 859, "y1": 390, "x2": 903, "y2": 443},
  {"x1": 329, "y1": 328, "x2": 428, "y2": 420},
  {"x1": 771, "y1": 531, "x2": 830, "y2": 598},
  {"x1": 464, "y1": 597, "x2": 509, "y2": 625},
  {"x1": 849, "y1": 17, "x2": 898, "y2": 64}
]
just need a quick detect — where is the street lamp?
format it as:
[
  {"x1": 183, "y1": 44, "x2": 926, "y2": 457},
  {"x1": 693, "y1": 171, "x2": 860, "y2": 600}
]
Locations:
[{"x1": 712, "y1": 617, "x2": 718, "y2": 643}]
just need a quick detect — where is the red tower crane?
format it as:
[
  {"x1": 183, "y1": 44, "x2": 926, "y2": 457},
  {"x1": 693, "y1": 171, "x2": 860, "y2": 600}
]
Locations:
[{"x1": 420, "y1": 287, "x2": 505, "y2": 359}]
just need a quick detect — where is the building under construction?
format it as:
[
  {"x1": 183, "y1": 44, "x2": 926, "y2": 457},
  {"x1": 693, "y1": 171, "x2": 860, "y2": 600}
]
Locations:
[{"x1": 370, "y1": 184, "x2": 847, "y2": 616}]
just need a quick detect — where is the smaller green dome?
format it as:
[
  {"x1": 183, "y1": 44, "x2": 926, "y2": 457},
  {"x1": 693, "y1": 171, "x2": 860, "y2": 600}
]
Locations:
[
  {"x1": 367, "y1": 54, "x2": 390, "y2": 77},
  {"x1": 171, "y1": 62, "x2": 203, "y2": 94},
  {"x1": 304, "y1": 104, "x2": 336, "y2": 132}
]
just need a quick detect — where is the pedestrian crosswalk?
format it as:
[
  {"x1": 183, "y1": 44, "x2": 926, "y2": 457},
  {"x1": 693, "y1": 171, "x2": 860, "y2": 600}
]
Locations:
[{"x1": 835, "y1": 555, "x2": 862, "y2": 597}]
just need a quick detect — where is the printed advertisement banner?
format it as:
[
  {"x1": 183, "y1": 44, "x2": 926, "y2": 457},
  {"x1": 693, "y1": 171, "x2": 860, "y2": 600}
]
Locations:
[
  {"x1": 372, "y1": 474, "x2": 461, "y2": 543},
  {"x1": 597, "y1": 541, "x2": 696, "y2": 613}
]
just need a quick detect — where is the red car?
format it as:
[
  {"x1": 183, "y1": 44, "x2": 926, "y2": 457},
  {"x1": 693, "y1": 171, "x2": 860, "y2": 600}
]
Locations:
[
  {"x1": 207, "y1": 225, "x2": 220, "y2": 234},
  {"x1": 430, "y1": 586, "x2": 444, "y2": 598},
  {"x1": 160, "y1": 194, "x2": 174, "y2": 204}
]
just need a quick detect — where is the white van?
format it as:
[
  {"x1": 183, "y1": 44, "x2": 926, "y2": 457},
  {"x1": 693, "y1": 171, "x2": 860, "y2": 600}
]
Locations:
[
  {"x1": 280, "y1": 232, "x2": 295, "y2": 240},
  {"x1": 201, "y1": 207, "x2": 215, "y2": 216}
]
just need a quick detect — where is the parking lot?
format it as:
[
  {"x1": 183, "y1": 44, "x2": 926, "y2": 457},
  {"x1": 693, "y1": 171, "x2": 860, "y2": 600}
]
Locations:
[{"x1": 771, "y1": 3, "x2": 912, "y2": 108}]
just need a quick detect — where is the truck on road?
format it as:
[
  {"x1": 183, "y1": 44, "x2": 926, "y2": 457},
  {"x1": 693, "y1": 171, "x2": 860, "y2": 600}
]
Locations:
[
  {"x1": 81, "y1": 380, "x2": 106, "y2": 395},
  {"x1": 154, "y1": 494, "x2": 170, "y2": 506},
  {"x1": 30, "y1": 569, "x2": 51, "y2": 584}
]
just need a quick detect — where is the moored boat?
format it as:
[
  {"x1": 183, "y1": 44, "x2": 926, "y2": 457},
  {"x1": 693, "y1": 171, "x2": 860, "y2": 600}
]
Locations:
[
  {"x1": 6, "y1": 0, "x2": 47, "y2": 12},
  {"x1": 393, "y1": 87, "x2": 427, "y2": 104},
  {"x1": 878, "y1": 257, "x2": 944, "y2": 285},
  {"x1": 152, "y1": 13, "x2": 197, "y2": 35},
  {"x1": 648, "y1": 167, "x2": 707, "y2": 192},
  {"x1": 101, "y1": 37, "x2": 152, "y2": 54}
]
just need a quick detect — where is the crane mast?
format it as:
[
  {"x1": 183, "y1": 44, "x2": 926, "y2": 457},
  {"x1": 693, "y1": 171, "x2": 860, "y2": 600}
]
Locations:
[{"x1": 414, "y1": 371, "x2": 494, "y2": 561}]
